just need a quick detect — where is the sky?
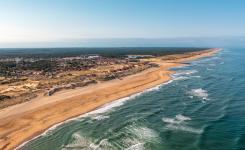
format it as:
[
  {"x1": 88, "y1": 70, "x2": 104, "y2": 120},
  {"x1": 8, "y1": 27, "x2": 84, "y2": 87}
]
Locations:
[{"x1": 0, "y1": 0, "x2": 245, "y2": 47}]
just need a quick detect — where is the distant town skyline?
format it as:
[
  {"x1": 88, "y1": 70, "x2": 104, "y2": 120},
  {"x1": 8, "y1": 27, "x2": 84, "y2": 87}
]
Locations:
[{"x1": 0, "y1": 0, "x2": 245, "y2": 47}]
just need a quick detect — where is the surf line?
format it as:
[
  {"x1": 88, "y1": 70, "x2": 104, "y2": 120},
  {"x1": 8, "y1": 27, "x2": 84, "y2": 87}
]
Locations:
[{"x1": 15, "y1": 79, "x2": 174, "y2": 150}]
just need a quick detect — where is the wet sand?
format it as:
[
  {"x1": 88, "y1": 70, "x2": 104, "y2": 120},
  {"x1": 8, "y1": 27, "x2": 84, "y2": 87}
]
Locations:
[{"x1": 0, "y1": 49, "x2": 220, "y2": 150}]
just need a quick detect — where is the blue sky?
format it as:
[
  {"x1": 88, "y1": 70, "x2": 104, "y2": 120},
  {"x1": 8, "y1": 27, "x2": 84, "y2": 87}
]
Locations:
[{"x1": 0, "y1": 0, "x2": 245, "y2": 47}]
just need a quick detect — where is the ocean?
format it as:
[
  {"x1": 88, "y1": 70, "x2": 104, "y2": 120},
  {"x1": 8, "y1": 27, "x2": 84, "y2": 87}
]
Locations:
[{"x1": 20, "y1": 48, "x2": 245, "y2": 150}]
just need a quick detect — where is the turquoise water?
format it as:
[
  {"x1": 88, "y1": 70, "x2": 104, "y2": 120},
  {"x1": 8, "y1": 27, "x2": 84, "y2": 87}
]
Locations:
[{"x1": 21, "y1": 48, "x2": 245, "y2": 150}]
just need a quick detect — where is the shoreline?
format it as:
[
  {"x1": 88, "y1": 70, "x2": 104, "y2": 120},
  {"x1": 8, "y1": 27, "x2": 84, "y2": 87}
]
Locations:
[
  {"x1": 15, "y1": 79, "x2": 174, "y2": 150},
  {"x1": 0, "y1": 48, "x2": 221, "y2": 150}
]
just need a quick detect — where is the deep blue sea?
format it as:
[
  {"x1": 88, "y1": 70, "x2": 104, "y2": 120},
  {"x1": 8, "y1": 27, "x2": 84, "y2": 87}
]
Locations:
[{"x1": 20, "y1": 48, "x2": 245, "y2": 150}]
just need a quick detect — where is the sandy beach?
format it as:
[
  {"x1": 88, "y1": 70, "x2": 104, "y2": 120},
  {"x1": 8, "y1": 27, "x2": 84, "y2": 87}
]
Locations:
[{"x1": 0, "y1": 49, "x2": 220, "y2": 150}]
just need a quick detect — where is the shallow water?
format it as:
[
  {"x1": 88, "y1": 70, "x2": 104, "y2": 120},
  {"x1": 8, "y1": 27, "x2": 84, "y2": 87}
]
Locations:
[{"x1": 21, "y1": 48, "x2": 245, "y2": 150}]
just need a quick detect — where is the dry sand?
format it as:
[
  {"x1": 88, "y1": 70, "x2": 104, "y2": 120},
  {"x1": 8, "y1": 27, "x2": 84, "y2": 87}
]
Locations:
[{"x1": 0, "y1": 49, "x2": 220, "y2": 150}]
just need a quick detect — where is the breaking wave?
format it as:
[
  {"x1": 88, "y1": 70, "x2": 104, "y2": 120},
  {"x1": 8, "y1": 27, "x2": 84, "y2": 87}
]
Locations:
[
  {"x1": 188, "y1": 88, "x2": 209, "y2": 101},
  {"x1": 162, "y1": 114, "x2": 202, "y2": 134},
  {"x1": 122, "y1": 125, "x2": 160, "y2": 149},
  {"x1": 61, "y1": 133, "x2": 112, "y2": 150},
  {"x1": 16, "y1": 80, "x2": 173, "y2": 150},
  {"x1": 84, "y1": 79, "x2": 173, "y2": 119},
  {"x1": 162, "y1": 114, "x2": 191, "y2": 124},
  {"x1": 172, "y1": 70, "x2": 198, "y2": 81},
  {"x1": 165, "y1": 124, "x2": 203, "y2": 134},
  {"x1": 60, "y1": 125, "x2": 160, "y2": 150},
  {"x1": 89, "y1": 115, "x2": 110, "y2": 121},
  {"x1": 174, "y1": 70, "x2": 198, "y2": 76},
  {"x1": 126, "y1": 126, "x2": 159, "y2": 142},
  {"x1": 125, "y1": 143, "x2": 144, "y2": 150}
]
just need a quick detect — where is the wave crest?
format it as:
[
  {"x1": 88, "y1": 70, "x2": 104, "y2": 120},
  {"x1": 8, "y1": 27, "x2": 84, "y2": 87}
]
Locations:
[
  {"x1": 188, "y1": 88, "x2": 209, "y2": 101},
  {"x1": 162, "y1": 114, "x2": 202, "y2": 134},
  {"x1": 162, "y1": 114, "x2": 191, "y2": 124},
  {"x1": 172, "y1": 70, "x2": 198, "y2": 81}
]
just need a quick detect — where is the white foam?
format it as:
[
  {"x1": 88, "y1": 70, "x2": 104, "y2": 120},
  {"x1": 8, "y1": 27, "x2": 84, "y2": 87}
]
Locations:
[
  {"x1": 89, "y1": 138, "x2": 110, "y2": 149},
  {"x1": 61, "y1": 133, "x2": 112, "y2": 150},
  {"x1": 123, "y1": 125, "x2": 159, "y2": 150},
  {"x1": 188, "y1": 88, "x2": 209, "y2": 100},
  {"x1": 61, "y1": 133, "x2": 90, "y2": 149},
  {"x1": 175, "y1": 114, "x2": 191, "y2": 121},
  {"x1": 165, "y1": 124, "x2": 203, "y2": 134},
  {"x1": 85, "y1": 80, "x2": 173, "y2": 117},
  {"x1": 162, "y1": 118, "x2": 178, "y2": 124},
  {"x1": 90, "y1": 115, "x2": 110, "y2": 121},
  {"x1": 173, "y1": 76, "x2": 189, "y2": 81},
  {"x1": 172, "y1": 70, "x2": 199, "y2": 81},
  {"x1": 174, "y1": 70, "x2": 198, "y2": 76},
  {"x1": 15, "y1": 80, "x2": 173, "y2": 150},
  {"x1": 162, "y1": 114, "x2": 202, "y2": 134},
  {"x1": 85, "y1": 97, "x2": 132, "y2": 116},
  {"x1": 162, "y1": 114, "x2": 191, "y2": 124},
  {"x1": 130, "y1": 126, "x2": 159, "y2": 141},
  {"x1": 125, "y1": 143, "x2": 145, "y2": 150}
]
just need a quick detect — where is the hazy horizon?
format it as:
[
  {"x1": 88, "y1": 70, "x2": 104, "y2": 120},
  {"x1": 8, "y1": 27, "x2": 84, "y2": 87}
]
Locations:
[
  {"x1": 1, "y1": 37, "x2": 245, "y2": 48},
  {"x1": 1, "y1": 0, "x2": 245, "y2": 48}
]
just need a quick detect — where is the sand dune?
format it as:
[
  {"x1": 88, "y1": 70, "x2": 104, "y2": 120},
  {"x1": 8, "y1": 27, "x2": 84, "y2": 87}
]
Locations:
[{"x1": 0, "y1": 49, "x2": 220, "y2": 150}]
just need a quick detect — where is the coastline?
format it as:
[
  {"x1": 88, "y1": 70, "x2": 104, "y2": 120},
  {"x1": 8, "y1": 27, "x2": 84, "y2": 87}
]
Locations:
[
  {"x1": 0, "y1": 49, "x2": 220, "y2": 150},
  {"x1": 15, "y1": 79, "x2": 174, "y2": 150}
]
